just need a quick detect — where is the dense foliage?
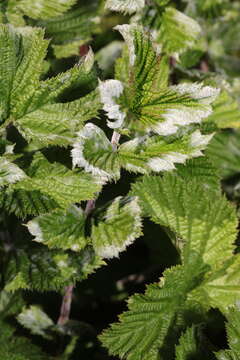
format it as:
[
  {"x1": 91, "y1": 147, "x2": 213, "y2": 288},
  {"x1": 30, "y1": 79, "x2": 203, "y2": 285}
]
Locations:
[{"x1": 0, "y1": 0, "x2": 240, "y2": 359}]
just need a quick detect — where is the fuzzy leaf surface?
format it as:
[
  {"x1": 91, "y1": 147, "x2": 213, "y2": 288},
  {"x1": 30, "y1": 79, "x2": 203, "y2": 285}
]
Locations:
[
  {"x1": 0, "y1": 25, "x2": 98, "y2": 146},
  {"x1": 27, "y1": 205, "x2": 88, "y2": 251},
  {"x1": 102, "y1": 25, "x2": 219, "y2": 135},
  {"x1": 91, "y1": 196, "x2": 142, "y2": 259},
  {"x1": 13, "y1": 153, "x2": 101, "y2": 208},
  {"x1": 101, "y1": 170, "x2": 239, "y2": 359}
]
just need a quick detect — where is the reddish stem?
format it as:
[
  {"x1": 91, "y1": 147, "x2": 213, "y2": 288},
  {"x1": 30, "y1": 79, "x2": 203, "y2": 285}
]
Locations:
[{"x1": 57, "y1": 131, "x2": 121, "y2": 325}]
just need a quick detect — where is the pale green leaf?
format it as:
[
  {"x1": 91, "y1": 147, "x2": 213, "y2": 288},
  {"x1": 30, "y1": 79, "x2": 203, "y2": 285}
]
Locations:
[
  {"x1": 13, "y1": 153, "x2": 101, "y2": 208},
  {"x1": 0, "y1": 24, "x2": 21, "y2": 121},
  {"x1": 119, "y1": 130, "x2": 213, "y2": 174},
  {"x1": 91, "y1": 196, "x2": 142, "y2": 259},
  {"x1": 0, "y1": 157, "x2": 26, "y2": 187},
  {"x1": 72, "y1": 123, "x2": 121, "y2": 181},
  {"x1": 15, "y1": 90, "x2": 100, "y2": 146},
  {"x1": 27, "y1": 205, "x2": 88, "y2": 251},
  {"x1": 10, "y1": 26, "x2": 49, "y2": 119},
  {"x1": 132, "y1": 172, "x2": 237, "y2": 271},
  {"x1": 207, "y1": 89, "x2": 240, "y2": 129},
  {"x1": 159, "y1": 7, "x2": 201, "y2": 55},
  {"x1": 105, "y1": 0, "x2": 145, "y2": 14},
  {"x1": 0, "y1": 24, "x2": 98, "y2": 146},
  {"x1": 19, "y1": 0, "x2": 77, "y2": 20},
  {"x1": 103, "y1": 26, "x2": 219, "y2": 135},
  {"x1": 17, "y1": 306, "x2": 54, "y2": 338},
  {"x1": 207, "y1": 131, "x2": 240, "y2": 178}
]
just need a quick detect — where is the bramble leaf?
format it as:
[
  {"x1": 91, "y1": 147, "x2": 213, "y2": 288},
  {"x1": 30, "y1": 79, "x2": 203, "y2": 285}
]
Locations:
[
  {"x1": 91, "y1": 196, "x2": 142, "y2": 259},
  {"x1": 17, "y1": 305, "x2": 54, "y2": 338},
  {"x1": 18, "y1": 0, "x2": 77, "y2": 20},
  {"x1": 0, "y1": 24, "x2": 98, "y2": 146},
  {"x1": 100, "y1": 25, "x2": 219, "y2": 135},
  {"x1": 101, "y1": 170, "x2": 239, "y2": 359},
  {"x1": 13, "y1": 153, "x2": 101, "y2": 208},
  {"x1": 5, "y1": 246, "x2": 105, "y2": 292},
  {"x1": 72, "y1": 123, "x2": 213, "y2": 178},
  {"x1": 159, "y1": 7, "x2": 201, "y2": 55},
  {"x1": 0, "y1": 188, "x2": 58, "y2": 218},
  {"x1": 0, "y1": 157, "x2": 26, "y2": 187},
  {"x1": 27, "y1": 205, "x2": 88, "y2": 251},
  {"x1": 105, "y1": 0, "x2": 145, "y2": 14},
  {"x1": 72, "y1": 123, "x2": 121, "y2": 182},
  {"x1": 215, "y1": 307, "x2": 240, "y2": 360}
]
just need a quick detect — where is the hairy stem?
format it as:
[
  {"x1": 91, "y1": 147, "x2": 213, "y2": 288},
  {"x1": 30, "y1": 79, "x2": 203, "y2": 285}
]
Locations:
[{"x1": 57, "y1": 130, "x2": 121, "y2": 325}]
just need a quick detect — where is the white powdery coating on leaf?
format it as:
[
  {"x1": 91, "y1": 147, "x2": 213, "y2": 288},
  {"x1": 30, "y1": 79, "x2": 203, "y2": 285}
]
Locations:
[
  {"x1": 105, "y1": 0, "x2": 145, "y2": 14},
  {"x1": 153, "y1": 108, "x2": 210, "y2": 136},
  {"x1": 151, "y1": 83, "x2": 219, "y2": 136},
  {"x1": 0, "y1": 159, "x2": 26, "y2": 186},
  {"x1": 115, "y1": 24, "x2": 139, "y2": 66},
  {"x1": 27, "y1": 219, "x2": 43, "y2": 243},
  {"x1": 97, "y1": 197, "x2": 142, "y2": 259},
  {"x1": 99, "y1": 79, "x2": 126, "y2": 129},
  {"x1": 71, "y1": 123, "x2": 111, "y2": 182},
  {"x1": 148, "y1": 152, "x2": 188, "y2": 172},
  {"x1": 172, "y1": 83, "x2": 220, "y2": 105},
  {"x1": 190, "y1": 130, "x2": 214, "y2": 148}
]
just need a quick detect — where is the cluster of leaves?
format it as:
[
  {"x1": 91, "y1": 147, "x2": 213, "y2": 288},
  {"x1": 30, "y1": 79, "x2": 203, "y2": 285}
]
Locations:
[{"x1": 0, "y1": 0, "x2": 240, "y2": 359}]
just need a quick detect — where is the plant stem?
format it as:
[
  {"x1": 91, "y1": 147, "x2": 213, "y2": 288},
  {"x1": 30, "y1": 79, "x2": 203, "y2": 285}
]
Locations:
[
  {"x1": 57, "y1": 130, "x2": 121, "y2": 326},
  {"x1": 57, "y1": 284, "x2": 74, "y2": 325}
]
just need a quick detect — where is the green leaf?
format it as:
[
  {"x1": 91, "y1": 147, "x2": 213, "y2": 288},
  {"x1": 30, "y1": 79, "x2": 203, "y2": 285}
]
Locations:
[
  {"x1": 118, "y1": 130, "x2": 213, "y2": 174},
  {"x1": 15, "y1": 89, "x2": 100, "y2": 147},
  {"x1": 133, "y1": 171, "x2": 240, "y2": 312},
  {"x1": 27, "y1": 205, "x2": 88, "y2": 251},
  {"x1": 0, "y1": 188, "x2": 58, "y2": 218},
  {"x1": 101, "y1": 171, "x2": 239, "y2": 359},
  {"x1": 0, "y1": 157, "x2": 26, "y2": 187},
  {"x1": 207, "y1": 89, "x2": 240, "y2": 129},
  {"x1": 132, "y1": 172, "x2": 236, "y2": 270},
  {"x1": 100, "y1": 25, "x2": 219, "y2": 135},
  {"x1": 0, "y1": 24, "x2": 21, "y2": 121},
  {"x1": 72, "y1": 123, "x2": 121, "y2": 181},
  {"x1": 175, "y1": 326, "x2": 210, "y2": 360},
  {"x1": 105, "y1": 0, "x2": 145, "y2": 14},
  {"x1": 91, "y1": 196, "x2": 142, "y2": 259},
  {"x1": 176, "y1": 157, "x2": 220, "y2": 191},
  {"x1": 17, "y1": 305, "x2": 54, "y2": 338},
  {"x1": 38, "y1": 3, "x2": 98, "y2": 44},
  {"x1": 100, "y1": 264, "x2": 205, "y2": 360},
  {"x1": 207, "y1": 131, "x2": 240, "y2": 178},
  {"x1": 0, "y1": 319, "x2": 49, "y2": 360},
  {"x1": 5, "y1": 246, "x2": 105, "y2": 292},
  {"x1": 13, "y1": 153, "x2": 101, "y2": 208},
  {"x1": 19, "y1": 0, "x2": 77, "y2": 20},
  {"x1": 0, "y1": 24, "x2": 98, "y2": 146},
  {"x1": 215, "y1": 307, "x2": 240, "y2": 360},
  {"x1": 72, "y1": 123, "x2": 213, "y2": 178},
  {"x1": 159, "y1": 7, "x2": 201, "y2": 55}
]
